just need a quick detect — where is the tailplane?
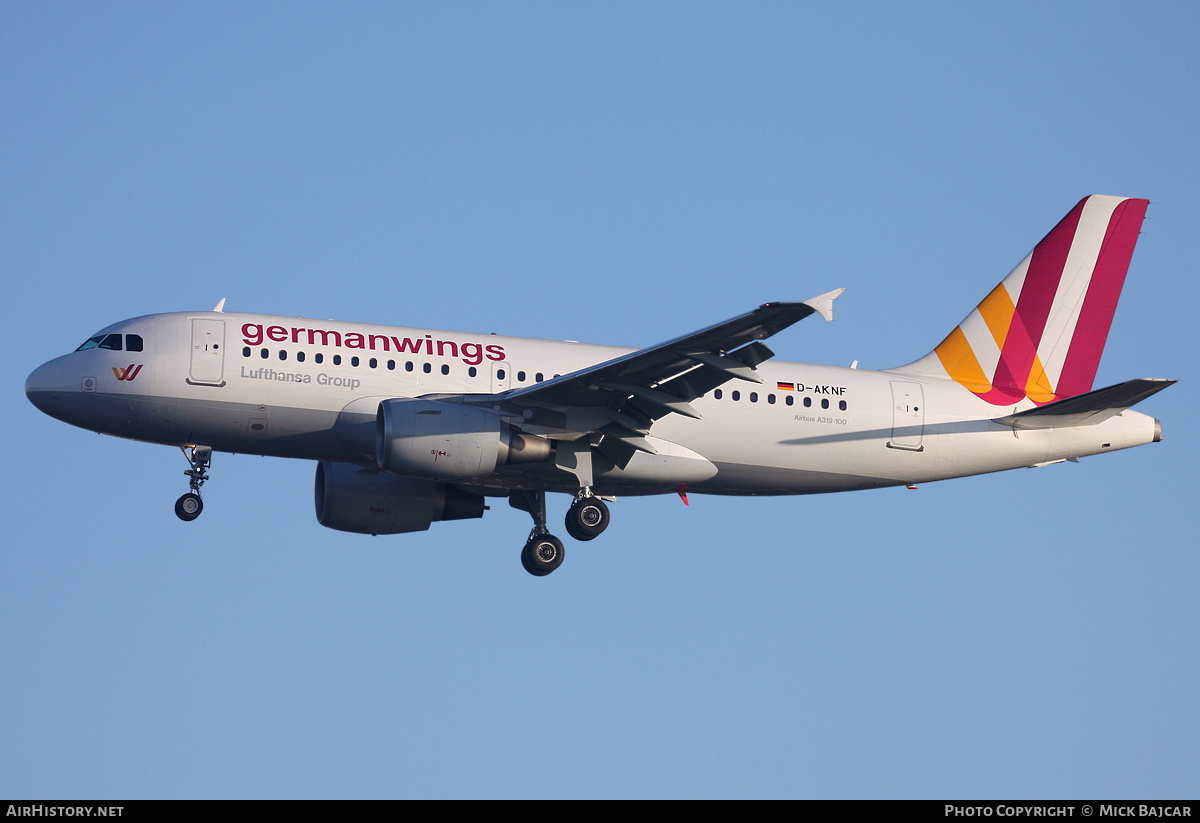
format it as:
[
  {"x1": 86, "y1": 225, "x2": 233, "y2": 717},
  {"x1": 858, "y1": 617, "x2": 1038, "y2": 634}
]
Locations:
[
  {"x1": 993, "y1": 378, "x2": 1174, "y2": 430},
  {"x1": 896, "y1": 195, "x2": 1149, "y2": 405}
]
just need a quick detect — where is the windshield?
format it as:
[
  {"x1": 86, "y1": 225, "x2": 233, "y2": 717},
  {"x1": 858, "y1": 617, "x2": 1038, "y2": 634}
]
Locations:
[
  {"x1": 75, "y1": 335, "x2": 104, "y2": 352},
  {"x1": 74, "y1": 333, "x2": 138, "y2": 352}
]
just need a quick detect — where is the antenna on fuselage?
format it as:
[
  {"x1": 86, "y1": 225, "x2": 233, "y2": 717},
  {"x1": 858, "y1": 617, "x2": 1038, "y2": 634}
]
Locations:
[{"x1": 213, "y1": 298, "x2": 226, "y2": 312}]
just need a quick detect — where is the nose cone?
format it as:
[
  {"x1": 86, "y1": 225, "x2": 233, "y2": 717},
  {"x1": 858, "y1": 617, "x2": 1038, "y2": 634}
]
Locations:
[{"x1": 26, "y1": 357, "x2": 74, "y2": 420}]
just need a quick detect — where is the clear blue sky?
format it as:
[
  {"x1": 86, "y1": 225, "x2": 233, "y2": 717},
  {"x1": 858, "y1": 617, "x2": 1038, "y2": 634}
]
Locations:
[{"x1": 2, "y1": 2, "x2": 1196, "y2": 798}]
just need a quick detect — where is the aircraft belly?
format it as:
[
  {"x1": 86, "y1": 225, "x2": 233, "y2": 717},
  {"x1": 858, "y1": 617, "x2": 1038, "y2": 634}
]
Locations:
[
  {"x1": 692, "y1": 462, "x2": 888, "y2": 495},
  {"x1": 63, "y1": 392, "x2": 355, "y2": 462}
]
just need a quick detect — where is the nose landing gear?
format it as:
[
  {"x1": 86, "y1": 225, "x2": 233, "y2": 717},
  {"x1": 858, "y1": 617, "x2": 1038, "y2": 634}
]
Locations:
[{"x1": 175, "y1": 445, "x2": 212, "y2": 522}]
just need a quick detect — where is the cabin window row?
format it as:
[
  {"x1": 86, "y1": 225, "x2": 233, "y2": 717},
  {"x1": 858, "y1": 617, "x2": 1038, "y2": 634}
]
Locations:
[
  {"x1": 240, "y1": 347, "x2": 554, "y2": 383},
  {"x1": 711, "y1": 388, "x2": 847, "y2": 411}
]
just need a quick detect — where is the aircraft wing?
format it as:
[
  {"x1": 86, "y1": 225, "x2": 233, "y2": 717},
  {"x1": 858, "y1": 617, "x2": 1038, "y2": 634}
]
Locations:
[{"x1": 456, "y1": 290, "x2": 843, "y2": 465}]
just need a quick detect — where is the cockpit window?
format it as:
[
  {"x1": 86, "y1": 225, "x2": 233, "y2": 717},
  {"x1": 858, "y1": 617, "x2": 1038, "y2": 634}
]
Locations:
[
  {"x1": 126, "y1": 334, "x2": 143, "y2": 352},
  {"x1": 75, "y1": 335, "x2": 104, "y2": 352},
  {"x1": 98, "y1": 334, "x2": 123, "y2": 351}
]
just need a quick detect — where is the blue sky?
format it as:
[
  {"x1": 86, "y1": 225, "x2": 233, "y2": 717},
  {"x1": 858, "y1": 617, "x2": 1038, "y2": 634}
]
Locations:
[{"x1": 2, "y1": 3, "x2": 1196, "y2": 798}]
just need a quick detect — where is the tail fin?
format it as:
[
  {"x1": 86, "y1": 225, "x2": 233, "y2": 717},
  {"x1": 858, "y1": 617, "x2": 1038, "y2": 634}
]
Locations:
[{"x1": 896, "y1": 195, "x2": 1149, "y2": 405}]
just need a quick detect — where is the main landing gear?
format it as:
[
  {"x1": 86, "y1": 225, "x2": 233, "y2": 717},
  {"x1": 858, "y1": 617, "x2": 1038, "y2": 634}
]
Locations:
[
  {"x1": 564, "y1": 490, "x2": 610, "y2": 541},
  {"x1": 511, "y1": 488, "x2": 564, "y2": 576},
  {"x1": 511, "y1": 487, "x2": 611, "y2": 576},
  {"x1": 175, "y1": 445, "x2": 212, "y2": 522}
]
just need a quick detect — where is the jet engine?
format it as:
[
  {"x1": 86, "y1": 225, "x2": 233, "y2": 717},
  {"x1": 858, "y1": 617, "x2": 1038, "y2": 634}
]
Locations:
[
  {"x1": 375, "y1": 398, "x2": 551, "y2": 479},
  {"x1": 315, "y1": 461, "x2": 486, "y2": 535}
]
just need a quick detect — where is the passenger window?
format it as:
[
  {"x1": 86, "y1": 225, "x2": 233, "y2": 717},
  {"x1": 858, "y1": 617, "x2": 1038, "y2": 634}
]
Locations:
[
  {"x1": 497, "y1": 369, "x2": 506, "y2": 380},
  {"x1": 333, "y1": 355, "x2": 342, "y2": 366},
  {"x1": 469, "y1": 367, "x2": 477, "y2": 377},
  {"x1": 821, "y1": 398, "x2": 829, "y2": 409},
  {"x1": 387, "y1": 360, "x2": 395, "y2": 370},
  {"x1": 350, "y1": 356, "x2": 359, "y2": 367},
  {"x1": 518, "y1": 371, "x2": 526, "y2": 382},
  {"x1": 315, "y1": 353, "x2": 324, "y2": 364},
  {"x1": 768, "y1": 394, "x2": 775, "y2": 405},
  {"x1": 405, "y1": 361, "x2": 413, "y2": 372},
  {"x1": 297, "y1": 352, "x2": 305, "y2": 363},
  {"x1": 423, "y1": 363, "x2": 431, "y2": 374},
  {"x1": 732, "y1": 390, "x2": 741, "y2": 401},
  {"x1": 126, "y1": 334, "x2": 143, "y2": 352},
  {"x1": 750, "y1": 392, "x2": 758, "y2": 403},
  {"x1": 536, "y1": 373, "x2": 544, "y2": 382},
  {"x1": 441, "y1": 364, "x2": 449, "y2": 375},
  {"x1": 261, "y1": 348, "x2": 269, "y2": 359},
  {"x1": 786, "y1": 395, "x2": 794, "y2": 406},
  {"x1": 839, "y1": 400, "x2": 847, "y2": 411},
  {"x1": 369, "y1": 358, "x2": 377, "y2": 369},
  {"x1": 243, "y1": 347, "x2": 251, "y2": 358},
  {"x1": 279, "y1": 350, "x2": 287, "y2": 361},
  {"x1": 714, "y1": 389, "x2": 723, "y2": 400},
  {"x1": 803, "y1": 397, "x2": 811, "y2": 408},
  {"x1": 99, "y1": 334, "x2": 122, "y2": 351}
]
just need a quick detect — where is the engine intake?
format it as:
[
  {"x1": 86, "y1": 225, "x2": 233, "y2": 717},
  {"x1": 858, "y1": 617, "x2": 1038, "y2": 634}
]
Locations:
[{"x1": 375, "y1": 398, "x2": 551, "y2": 479}]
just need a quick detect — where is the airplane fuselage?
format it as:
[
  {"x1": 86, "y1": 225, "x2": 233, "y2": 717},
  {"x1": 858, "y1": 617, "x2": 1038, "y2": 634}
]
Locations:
[{"x1": 26, "y1": 310, "x2": 1160, "y2": 500}]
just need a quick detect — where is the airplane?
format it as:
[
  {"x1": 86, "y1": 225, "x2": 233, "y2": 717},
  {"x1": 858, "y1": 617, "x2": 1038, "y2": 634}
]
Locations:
[{"x1": 25, "y1": 195, "x2": 1174, "y2": 576}]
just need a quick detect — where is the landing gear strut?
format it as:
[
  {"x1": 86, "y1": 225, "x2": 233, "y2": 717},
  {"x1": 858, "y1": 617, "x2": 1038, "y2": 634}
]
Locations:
[
  {"x1": 511, "y1": 488, "x2": 565, "y2": 576},
  {"x1": 565, "y1": 489, "x2": 610, "y2": 541},
  {"x1": 176, "y1": 445, "x2": 211, "y2": 522}
]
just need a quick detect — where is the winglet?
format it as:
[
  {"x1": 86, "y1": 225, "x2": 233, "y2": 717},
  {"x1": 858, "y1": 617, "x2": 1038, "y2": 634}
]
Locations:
[
  {"x1": 213, "y1": 298, "x2": 227, "y2": 313},
  {"x1": 803, "y1": 288, "x2": 845, "y2": 322}
]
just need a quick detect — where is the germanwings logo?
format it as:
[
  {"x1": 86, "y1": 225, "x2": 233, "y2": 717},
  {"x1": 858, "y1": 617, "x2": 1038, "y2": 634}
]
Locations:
[
  {"x1": 931, "y1": 196, "x2": 1148, "y2": 406},
  {"x1": 112, "y1": 364, "x2": 143, "y2": 381}
]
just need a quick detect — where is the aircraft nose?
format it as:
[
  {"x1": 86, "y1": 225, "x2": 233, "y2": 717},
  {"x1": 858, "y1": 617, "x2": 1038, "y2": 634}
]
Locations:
[{"x1": 25, "y1": 358, "x2": 73, "y2": 418}]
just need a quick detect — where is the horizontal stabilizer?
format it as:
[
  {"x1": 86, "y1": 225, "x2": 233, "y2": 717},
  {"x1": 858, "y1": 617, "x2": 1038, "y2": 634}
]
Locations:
[{"x1": 994, "y1": 378, "x2": 1175, "y2": 429}]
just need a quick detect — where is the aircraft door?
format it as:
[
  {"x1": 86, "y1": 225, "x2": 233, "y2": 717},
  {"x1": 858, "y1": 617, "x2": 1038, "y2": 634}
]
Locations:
[
  {"x1": 889, "y1": 381, "x2": 924, "y2": 450},
  {"x1": 189, "y1": 319, "x2": 226, "y2": 386}
]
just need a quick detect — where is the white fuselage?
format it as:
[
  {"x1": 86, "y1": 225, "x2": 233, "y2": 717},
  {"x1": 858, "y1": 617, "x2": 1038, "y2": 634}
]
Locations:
[{"x1": 25, "y1": 310, "x2": 1160, "y2": 499}]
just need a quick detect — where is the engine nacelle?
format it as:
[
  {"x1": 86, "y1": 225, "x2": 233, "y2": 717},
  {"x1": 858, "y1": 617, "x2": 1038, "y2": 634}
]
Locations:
[
  {"x1": 314, "y1": 461, "x2": 485, "y2": 535},
  {"x1": 375, "y1": 398, "x2": 551, "y2": 479}
]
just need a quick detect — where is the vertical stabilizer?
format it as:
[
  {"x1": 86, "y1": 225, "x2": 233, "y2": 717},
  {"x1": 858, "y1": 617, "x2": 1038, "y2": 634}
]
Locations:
[{"x1": 896, "y1": 195, "x2": 1149, "y2": 405}]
